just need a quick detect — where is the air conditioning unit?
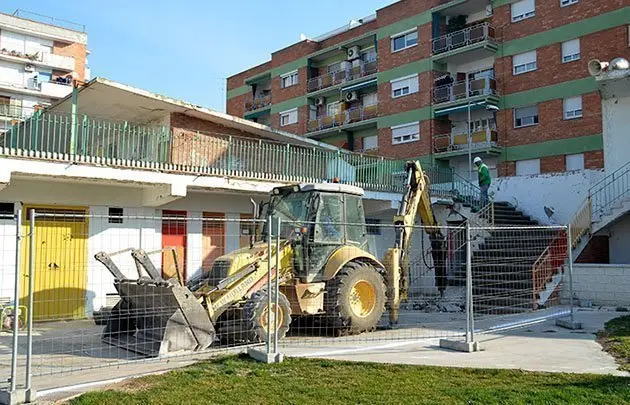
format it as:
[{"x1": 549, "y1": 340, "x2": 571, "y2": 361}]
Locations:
[
  {"x1": 344, "y1": 91, "x2": 359, "y2": 102},
  {"x1": 315, "y1": 96, "x2": 326, "y2": 106},
  {"x1": 24, "y1": 64, "x2": 35, "y2": 72},
  {"x1": 347, "y1": 46, "x2": 361, "y2": 61}
]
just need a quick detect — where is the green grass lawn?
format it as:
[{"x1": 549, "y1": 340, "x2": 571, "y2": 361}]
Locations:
[
  {"x1": 598, "y1": 314, "x2": 630, "y2": 372},
  {"x1": 70, "y1": 355, "x2": 630, "y2": 405}
]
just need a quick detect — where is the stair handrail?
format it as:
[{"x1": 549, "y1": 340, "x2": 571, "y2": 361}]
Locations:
[
  {"x1": 531, "y1": 229, "x2": 567, "y2": 308},
  {"x1": 589, "y1": 161, "x2": 630, "y2": 215},
  {"x1": 569, "y1": 197, "x2": 592, "y2": 249},
  {"x1": 451, "y1": 172, "x2": 484, "y2": 211}
]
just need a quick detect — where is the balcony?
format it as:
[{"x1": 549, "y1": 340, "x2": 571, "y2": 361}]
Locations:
[
  {"x1": 433, "y1": 128, "x2": 501, "y2": 158},
  {"x1": 244, "y1": 93, "x2": 272, "y2": 115},
  {"x1": 40, "y1": 81, "x2": 73, "y2": 98},
  {"x1": 432, "y1": 76, "x2": 499, "y2": 115},
  {"x1": 431, "y1": 23, "x2": 498, "y2": 62},
  {"x1": 0, "y1": 48, "x2": 75, "y2": 71},
  {"x1": 307, "y1": 61, "x2": 377, "y2": 94},
  {"x1": 307, "y1": 105, "x2": 378, "y2": 134}
]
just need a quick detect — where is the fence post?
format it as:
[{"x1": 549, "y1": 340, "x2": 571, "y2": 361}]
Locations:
[
  {"x1": 9, "y1": 206, "x2": 22, "y2": 392},
  {"x1": 466, "y1": 221, "x2": 474, "y2": 343},
  {"x1": 274, "y1": 217, "x2": 281, "y2": 356},
  {"x1": 556, "y1": 224, "x2": 583, "y2": 330},
  {"x1": 439, "y1": 221, "x2": 479, "y2": 352},
  {"x1": 25, "y1": 210, "x2": 35, "y2": 401},
  {"x1": 266, "y1": 215, "x2": 273, "y2": 354}
]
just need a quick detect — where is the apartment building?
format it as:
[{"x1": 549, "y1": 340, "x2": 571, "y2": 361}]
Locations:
[
  {"x1": 0, "y1": 10, "x2": 88, "y2": 132},
  {"x1": 226, "y1": 0, "x2": 630, "y2": 179}
]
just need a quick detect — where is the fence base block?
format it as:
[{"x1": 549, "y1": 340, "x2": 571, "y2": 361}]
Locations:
[
  {"x1": 0, "y1": 388, "x2": 35, "y2": 405},
  {"x1": 439, "y1": 339, "x2": 481, "y2": 353},
  {"x1": 247, "y1": 347, "x2": 284, "y2": 364},
  {"x1": 556, "y1": 318, "x2": 583, "y2": 330}
]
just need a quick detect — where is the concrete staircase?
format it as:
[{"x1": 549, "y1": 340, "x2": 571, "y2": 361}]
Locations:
[{"x1": 467, "y1": 203, "x2": 562, "y2": 314}]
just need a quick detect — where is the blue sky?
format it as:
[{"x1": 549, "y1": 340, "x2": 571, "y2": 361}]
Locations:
[{"x1": 4, "y1": 0, "x2": 392, "y2": 111}]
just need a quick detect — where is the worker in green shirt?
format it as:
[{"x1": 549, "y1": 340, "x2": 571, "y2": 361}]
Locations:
[{"x1": 474, "y1": 157, "x2": 491, "y2": 205}]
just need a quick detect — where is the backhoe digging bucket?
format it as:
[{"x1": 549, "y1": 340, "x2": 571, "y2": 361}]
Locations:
[{"x1": 95, "y1": 249, "x2": 216, "y2": 357}]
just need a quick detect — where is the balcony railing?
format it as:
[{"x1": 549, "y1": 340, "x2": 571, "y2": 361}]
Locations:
[
  {"x1": 307, "y1": 105, "x2": 378, "y2": 133},
  {"x1": 432, "y1": 23, "x2": 496, "y2": 55},
  {"x1": 244, "y1": 93, "x2": 272, "y2": 113},
  {"x1": 433, "y1": 77, "x2": 497, "y2": 105},
  {"x1": 307, "y1": 61, "x2": 378, "y2": 93},
  {"x1": 0, "y1": 48, "x2": 75, "y2": 70},
  {"x1": 433, "y1": 128, "x2": 498, "y2": 154}
]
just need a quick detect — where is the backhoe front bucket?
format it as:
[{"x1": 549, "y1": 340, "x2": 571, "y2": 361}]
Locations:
[{"x1": 96, "y1": 250, "x2": 216, "y2": 357}]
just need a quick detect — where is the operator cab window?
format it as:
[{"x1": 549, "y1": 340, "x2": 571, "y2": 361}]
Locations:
[
  {"x1": 315, "y1": 194, "x2": 344, "y2": 243},
  {"x1": 345, "y1": 195, "x2": 366, "y2": 243}
]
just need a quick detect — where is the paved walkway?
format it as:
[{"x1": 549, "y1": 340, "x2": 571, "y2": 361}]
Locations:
[{"x1": 14, "y1": 309, "x2": 629, "y2": 403}]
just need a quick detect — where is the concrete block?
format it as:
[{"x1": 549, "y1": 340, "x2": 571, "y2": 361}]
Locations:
[
  {"x1": 439, "y1": 339, "x2": 481, "y2": 353},
  {"x1": 248, "y1": 347, "x2": 284, "y2": 364},
  {"x1": 0, "y1": 388, "x2": 35, "y2": 405},
  {"x1": 556, "y1": 318, "x2": 583, "y2": 330}
]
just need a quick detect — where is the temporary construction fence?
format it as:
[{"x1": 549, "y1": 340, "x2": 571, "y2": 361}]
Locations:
[{"x1": 0, "y1": 210, "x2": 575, "y2": 398}]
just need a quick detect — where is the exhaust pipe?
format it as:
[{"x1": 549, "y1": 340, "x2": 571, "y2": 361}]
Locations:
[{"x1": 249, "y1": 198, "x2": 258, "y2": 249}]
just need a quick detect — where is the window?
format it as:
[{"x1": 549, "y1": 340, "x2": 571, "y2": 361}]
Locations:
[
  {"x1": 345, "y1": 195, "x2": 366, "y2": 243},
  {"x1": 566, "y1": 154, "x2": 585, "y2": 171},
  {"x1": 280, "y1": 108, "x2": 298, "y2": 126},
  {"x1": 108, "y1": 207, "x2": 123, "y2": 224},
  {"x1": 560, "y1": 0, "x2": 578, "y2": 6},
  {"x1": 326, "y1": 102, "x2": 341, "y2": 116},
  {"x1": 366, "y1": 219, "x2": 382, "y2": 235},
  {"x1": 362, "y1": 93, "x2": 378, "y2": 106},
  {"x1": 280, "y1": 70, "x2": 298, "y2": 88},
  {"x1": 514, "y1": 105, "x2": 539, "y2": 128},
  {"x1": 511, "y1": 0, "x2": 535, "y2": 22},
  {"x1": 391, "y1": 30, "x2": 418, "y2": 52},
  {"x1": 363, "y1": 135, "x2": 378, "y2": 151},
  {"x1": 564, "y1": 96, "x2": 583, "y2": 119},
  {"x1": 391, "y1": 74, "x2": 419, "y2": 98},
  {"x1": 561, "y1": 39, "x2": 580, "y2": 63},
  {"x1": 516, "y1": 159, "x2": 540, "y2": 176},
  {"x1": 37, "y1": 71, "x2": 52, "y2": 83},
  {"x1": 315, "y1": 194, "x2": 344, "y2": 243},
  {"x1": 513, "y1": 51, "x2": 537, "y2": 75},
  {"x1": 0, "y1": 203, "x2": 14, "y2": 219},
  {"x1": 360, "y1": 48, "x2": 377, "y2": 63},
  {"x1": 391, "y1": 122, "x2": 420, "y2": 145}
]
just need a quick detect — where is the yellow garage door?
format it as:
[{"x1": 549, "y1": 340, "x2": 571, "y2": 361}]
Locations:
[{"x1": 21, "y1": 207, "x2": 88, "y2": 321}]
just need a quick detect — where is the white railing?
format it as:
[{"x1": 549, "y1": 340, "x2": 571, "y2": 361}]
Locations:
[
  {"x1": 432, "y1": 23, "x2": 496, "y2": 55},
  {"x1": 433, "y1": 76, "x2": 497, "y2": 105},
  {"x1": 0, "y1": 48, "x2": 75, "y2": 71},
  {"x1": 307, "y1": 104, "x2": 378, "y2": 133},
  {"x1": 433, "y1": 128, "x2": 498, "y2": 154}
]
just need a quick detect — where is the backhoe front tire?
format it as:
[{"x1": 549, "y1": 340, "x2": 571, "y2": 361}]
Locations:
[
  {"x1": 244, "y1": 289, "x2": 292, "y2": 343},
  {"x1": 325, "y1": 262, "x2": 386, "y2": 336}
]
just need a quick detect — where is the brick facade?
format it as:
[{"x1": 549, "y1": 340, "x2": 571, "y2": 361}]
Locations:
[
  {"x1": 226, "y1": 0, "x2": 626, "y2": 175},
  {"x1": 53, "y1": 41, "x2": 87, "y2": 81}
]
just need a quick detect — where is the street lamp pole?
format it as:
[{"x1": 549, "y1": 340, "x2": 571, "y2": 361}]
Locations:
[{"x1": 468, "y1": 100, "x2": 472, "y2": 182}]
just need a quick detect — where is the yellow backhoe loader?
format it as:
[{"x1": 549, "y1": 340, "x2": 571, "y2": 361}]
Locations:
[{"x1": 95, "y1": 161, "x2": 446, "y2": 356}]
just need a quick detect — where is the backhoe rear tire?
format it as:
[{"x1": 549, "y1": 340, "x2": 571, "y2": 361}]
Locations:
[
  {"x1": 325, "y1": 262, "x2": 386, "y2": 336},
  {"x1": 244, "y1": 289, "x2": 292, "y2": 343}
]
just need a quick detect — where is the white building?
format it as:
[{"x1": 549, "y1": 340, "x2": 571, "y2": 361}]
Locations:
[{"x1": 0, "y1": 11, "x2": 89, "y2": 132}]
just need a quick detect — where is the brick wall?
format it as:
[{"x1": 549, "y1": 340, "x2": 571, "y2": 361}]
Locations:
[
  {"x1": 270, "y1": 105, "x2": 308, "y2": 135},
  {"x1": 170, "y1": 113, "x2": 258, "y2": 139},
  {"x1": 375, "y1": 0, "x2": 443, "y2": 27},
  {"x1": 540, "y1": 155, "x2": 565, "y2": 173},
  {"x1": 227, "y1": 61, "x2": 271, "y2": 90},
  {"x1": 271, "y1": 66, "x2": 308, "y2": 104},
  {"x1": 377, "y1": 24, "x2": 432, "y2": 71},
  {"x1": 377, "y1": 71, "x2": 432, "y2": 117},
  {"x1": 493, "y1": 0, "x2": 626, "y2": 42},
  {"x1": 498, "y1": 161, "x2": 516, "y2": 177},
  {"x1": 53, "y1": 41, "x2": 87, "y2": 81},
  {"x1": 495, "y1": 27, "x2": 629, "y2": 95},
  {"x1": 377, "y1": 120, "x2": 432, "y2": 158},
  {"x1": 576, "y1": 236, "x2": 610, "y2": 263},
  {"x1": 496, "y1": 92, "x2": 601, "y2": 148},
  {"x1": 584, "y1": 150, "x2": 604, "y2": 169},
  {"x1": 226, "y1": 95, "x2": 246, "y2": 117}
]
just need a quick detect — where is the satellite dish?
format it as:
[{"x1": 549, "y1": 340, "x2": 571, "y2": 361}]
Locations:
[{"x1": 299, "y1": 33, "x2": 307, "y2": 41}]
